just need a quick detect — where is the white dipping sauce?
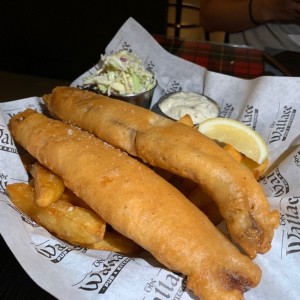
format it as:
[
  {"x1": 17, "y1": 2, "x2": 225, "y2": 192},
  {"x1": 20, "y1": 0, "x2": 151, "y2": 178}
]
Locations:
[{"x1": 158, "y1": 92, "x2": 220, "y2": 124}]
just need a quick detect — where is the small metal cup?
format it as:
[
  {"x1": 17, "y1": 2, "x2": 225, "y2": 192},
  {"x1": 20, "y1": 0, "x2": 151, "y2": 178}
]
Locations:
[
  {"x1": 152, "y1": 91, "x2": 220, "y2": 124},
  {"x1": 108, "y1": 83, "x2": 157, "y2": 109}
]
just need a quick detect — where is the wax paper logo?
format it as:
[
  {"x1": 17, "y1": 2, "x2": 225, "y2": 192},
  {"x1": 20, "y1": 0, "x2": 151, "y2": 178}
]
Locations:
[
  {"x1": 73, "y1": 253, "x2": 130, "y2": 294},
  {"x1": 241, "y1": 104, "x2": 258, "y2": 130},
  {"x1": 0, "y1": 125, "x2": 17, "y2": 154},
  {"x1": 144, "y1": 271, "x2": 186, "y2": 300},
  {"x1": 0, "y1": 172, "x2": 8, "y2": 194},
  {"x1": 35, "y1": 240, "x2": 87, "y2": 263},
  {"x1": 220, "y1": 103, "x2": 234, "y2": 118},
  {"x1": 120, "y1": 41, "x2": 131, "y2": 52},
  {"x1": 269, "y1": 106, "x2": 296, "y2": 144},
  {"x1": 261, "y1": 168, "x2": 289, "y2": 197},
  {"x1": 165, "y1": 80, "x2": 182, "y2": 94},
  {"x1": 293, "y1": 150, "x2": 300, "y2": 167},
  {"x1": 279, "y1": 196, "x2": 300, "y2": 257}
]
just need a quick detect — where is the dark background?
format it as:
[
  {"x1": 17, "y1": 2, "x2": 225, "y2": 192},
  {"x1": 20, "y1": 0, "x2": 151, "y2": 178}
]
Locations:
[
  {"x1": 0, "y1": 2, "x2": 168, "y2": 297},
  {"x1": 0, "y1": 1, "x2": 168, "y2": 80}
]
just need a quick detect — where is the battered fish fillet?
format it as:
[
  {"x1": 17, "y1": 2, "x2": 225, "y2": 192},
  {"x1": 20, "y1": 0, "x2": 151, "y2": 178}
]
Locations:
[
  {"x1": 9, "y1": 109, "x2": 261, "y2": 300},
  {"x1": 43, "y1": 86, "x2": 279, "y2": 258}
]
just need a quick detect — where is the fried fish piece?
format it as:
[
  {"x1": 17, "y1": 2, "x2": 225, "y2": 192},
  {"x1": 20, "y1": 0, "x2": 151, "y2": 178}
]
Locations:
[
  {"x1": 43, "y1": 86, "x2": 279, "y2": 258},
  {"x1": 9, "y1": 109, "x2": 261, "y2": 300}
]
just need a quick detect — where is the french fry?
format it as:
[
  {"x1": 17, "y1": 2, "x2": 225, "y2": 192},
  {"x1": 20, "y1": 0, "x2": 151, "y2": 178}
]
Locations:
[
  {"x1": 223, "y1": 144, "x2": 243, "y2": 163},
  {"x1": 30, "y1": 162, "x2": 65, "y2": 207},
  {"x1": 177, "y1": 114, "x2": 194, "y2": 127},
  {"x1": 224, "y1": 144, "x2": 268, "y2": 180},
  {"x1": 253, "y1": 159, "x2": 269, "y2": 179},
  {"x1": 6, "y1": 183, "x2": 106, "y2": 244},
  {"x1": 241, "y1": 156, "x2": 269, "y2": 180}
]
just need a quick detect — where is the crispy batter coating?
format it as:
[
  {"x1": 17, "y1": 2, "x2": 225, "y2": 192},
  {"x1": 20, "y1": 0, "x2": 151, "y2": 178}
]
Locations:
[
  {"x1": 9, "y1": 109, "x2": 262, "y2": 300},
  {"x1": 43, "y1": 86, "x2": 279, "y2": 258}
]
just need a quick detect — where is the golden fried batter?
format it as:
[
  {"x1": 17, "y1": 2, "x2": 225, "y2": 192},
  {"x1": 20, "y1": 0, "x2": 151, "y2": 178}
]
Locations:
[
  {"x1": 43, "y1": 86, "x2": 279, "y2": 258},
  {"x1": 9, "y1": 109, "x2": 261, "y2": 300}
]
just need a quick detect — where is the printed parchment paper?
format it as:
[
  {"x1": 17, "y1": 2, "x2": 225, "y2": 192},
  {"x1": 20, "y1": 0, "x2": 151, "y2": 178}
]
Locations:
[{"x1": 1, "y1": 18, "x2": 300, "y2": 300}]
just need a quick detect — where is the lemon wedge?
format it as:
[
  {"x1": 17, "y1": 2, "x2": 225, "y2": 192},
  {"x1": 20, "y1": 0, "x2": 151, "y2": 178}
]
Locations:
[{"x1": 197, "y1": 117, "x2": 268, "y2": 164}]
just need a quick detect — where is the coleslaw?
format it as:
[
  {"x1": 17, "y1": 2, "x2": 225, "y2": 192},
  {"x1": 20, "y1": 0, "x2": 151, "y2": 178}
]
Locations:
[{"x1": 83, "y1": 50, "x2": 156, "y2": 96}]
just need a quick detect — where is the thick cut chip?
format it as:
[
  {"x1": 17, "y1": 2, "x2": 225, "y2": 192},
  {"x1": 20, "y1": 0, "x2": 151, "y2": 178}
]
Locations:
[
  {"x1": 30, "y1": 162, "x2": 65, "y2": 207},
  {"x1": 241, "y1": 156, "x2": 269, "y2": 180},
  {"x1": 223, "y1": 144, "x2": 243, "y2": 163},
  {"x1": 177, "y1": 114, "x2": 194, "y2": 127},
  {"x1": 224, "y1": 144, "x2": 268, "y2": 179},
  {"x1": 7, "y1": 183, "x2": 106, "y2": 244}
]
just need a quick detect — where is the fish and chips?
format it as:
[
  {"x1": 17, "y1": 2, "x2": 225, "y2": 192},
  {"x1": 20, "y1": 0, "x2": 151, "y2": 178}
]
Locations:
[
  {"x1": 44, "y1": 86, "x2": 279, "y2": 259},
  {"x1": 7, "y1": 166, "x2": 141, "y2": 255},
  {"x1": 7, "y1": 107, "x2": 266, "y2": 300},
  {"x1": 5, "y1": 85, "x2": 281, "y2": 299}
]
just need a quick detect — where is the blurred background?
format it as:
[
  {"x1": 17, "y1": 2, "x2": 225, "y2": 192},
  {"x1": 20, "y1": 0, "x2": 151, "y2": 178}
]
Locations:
[
  {"x1": 0, "y1": 0, "x2": 225, "y2": 101},
  {"x1": 167, "y1": 0, "x2": 225, "y2": 42}
]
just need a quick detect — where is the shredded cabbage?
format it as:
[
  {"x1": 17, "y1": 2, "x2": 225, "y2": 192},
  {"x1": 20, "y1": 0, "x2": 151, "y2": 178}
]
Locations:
[{"x1": 83, "y1": 50, "x2": 156, "y2": 95}]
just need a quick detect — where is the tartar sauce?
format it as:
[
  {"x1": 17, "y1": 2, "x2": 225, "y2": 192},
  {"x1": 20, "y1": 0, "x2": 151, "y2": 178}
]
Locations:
[{"x1": 158, "y1": 92, "x2": 220, "y2": 124}]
